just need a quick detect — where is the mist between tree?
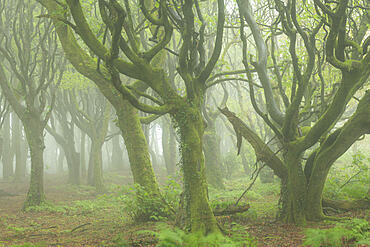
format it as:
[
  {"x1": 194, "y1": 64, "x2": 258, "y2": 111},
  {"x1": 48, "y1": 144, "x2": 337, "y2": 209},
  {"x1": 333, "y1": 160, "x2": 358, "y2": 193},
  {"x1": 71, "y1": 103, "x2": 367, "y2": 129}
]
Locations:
[{"x1": 0, "y1": 0, "x2": 369, "y2": 246}]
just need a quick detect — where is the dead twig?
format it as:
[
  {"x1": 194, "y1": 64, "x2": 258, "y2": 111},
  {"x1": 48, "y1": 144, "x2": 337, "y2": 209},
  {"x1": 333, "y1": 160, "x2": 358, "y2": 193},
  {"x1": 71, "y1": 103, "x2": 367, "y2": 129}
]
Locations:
[
  {"x1": 71, "y1": 223, "x2": 91, "y2": 233},
  {"x1": 235, "y1": 164, "x2": 266, "y2": 206}
]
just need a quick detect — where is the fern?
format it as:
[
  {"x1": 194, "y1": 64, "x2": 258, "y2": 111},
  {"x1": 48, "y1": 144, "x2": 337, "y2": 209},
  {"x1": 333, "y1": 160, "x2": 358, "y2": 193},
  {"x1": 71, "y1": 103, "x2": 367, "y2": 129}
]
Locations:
[
  {"x1": 136, "y1": 223, "x2": 256, "y2": 247},
  {"x1": 156, "y1": 228, "x2": 185, "y2": 247},
  {"x1": 303, "y1": 218, "x2": 370, "y2": 247},
  {"x1": 303, "y1": 227, "x2": 345, "y2": 247}
]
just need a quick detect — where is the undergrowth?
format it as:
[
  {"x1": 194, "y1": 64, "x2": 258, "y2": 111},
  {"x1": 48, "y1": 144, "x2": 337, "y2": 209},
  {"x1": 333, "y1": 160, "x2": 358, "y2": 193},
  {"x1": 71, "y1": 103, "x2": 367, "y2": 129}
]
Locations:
[
  {"x1": 324, "y1": 151, "x2": 369, "y2": 200},
  {"x1": 119, "y1": 223, "x2": 257, "y2": 247},
  {"x1": 120, "y1": 178, "x2": 181, "y2": 222},
  {"x1": 303, "y1": 218, "x2": 369, "y2": 247}
]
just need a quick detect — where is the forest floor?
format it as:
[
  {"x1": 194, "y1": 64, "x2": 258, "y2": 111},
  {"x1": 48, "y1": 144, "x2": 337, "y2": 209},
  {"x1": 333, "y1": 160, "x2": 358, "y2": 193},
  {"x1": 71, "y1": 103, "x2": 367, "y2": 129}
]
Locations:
[{"x1": 0, "y1": 172, "x2": 368, "y2": 247}]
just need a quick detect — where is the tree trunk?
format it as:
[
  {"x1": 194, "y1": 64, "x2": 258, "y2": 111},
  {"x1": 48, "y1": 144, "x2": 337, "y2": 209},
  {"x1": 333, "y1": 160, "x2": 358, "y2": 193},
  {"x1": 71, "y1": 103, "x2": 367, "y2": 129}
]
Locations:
[
  {"x1": 174, "y1": 107, "x2": 219, "y2": 234},
  {"x1": 88, "y1": 139, "x2": 104, "y2": 192},
  {"x1": 240, "y1": 148, "x2": 251, "y2": 175},
  {"x1": 2, "y1": 114, "x2": 13, "y2": 179},
  {"x1": 162, "y1": 118, "x2": 176, "y2": 175},
  {"x1": 203, "y1": 129, "x2": 225, "y2": 189},
  {"x1": 80, "y1": 131, "x2": 86, "y2": 178},
  {"x1": 57, "y1": 148, "x2": 65, "y2": 173},
  {"x1": 111, "y1": 127, "x2": 123, "y2": 170},
  {"x1": 48, "y1": 127, "x2": 81, "y2": 185},
  {"x1": 21, "y1": 136, "x2": 28, "y2": 175},
  {"x1": 23, "y1": 118, "x2": 45, "y2": 208},
  {"x1": 305, "y1": 165, "x2": 329, "y2": 221},
  {"x1": 66, "y1": 148, "x2": 80, "y2": 185},
  {"x1": 278, "y1": 152, "x2": 307, "y2": 225},
  {"x1": 117, "y1": 102, "x2": 160, "y2": 195},
  {"x1": 305, "y1": 93, "x2": 370, "y2": 221},
  {"x1": 63, "y1": 126, "x2": 80, "y2": 185},
  {"x1": 13, "y1": 114, "x2": 26, "y2": 181}
]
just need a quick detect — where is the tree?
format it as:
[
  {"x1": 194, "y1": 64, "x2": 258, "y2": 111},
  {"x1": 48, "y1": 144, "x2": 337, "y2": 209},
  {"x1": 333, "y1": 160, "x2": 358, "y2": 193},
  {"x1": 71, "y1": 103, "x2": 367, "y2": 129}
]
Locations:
[
  {"x1": 13, "y1": 113, "x2": 27, "y2": 181},
  {"x1": 37, "y1": 0, "x2": 225, "y2": 234},
  {"x1": 161, "y1": 116, "x2": 177, "y2": 175},
  {"x1": 68, "y1": 88, "x2": 111, "y2": 191},
  {"x1": 37, "y1": 0, "x2": 162, "y2": 199},
  {"x1": 0, "y1": 0, "x2": 65, "y2": 208},
  {"x1": 220, "y1": 0, "x2": 369, "y2": 224},
  {"x1": 0, "y1": 88, "x2": 10, "y2": 170},
  {"x1": 1, "y1": 113, "x2": 13, "y2": 179},
  {"x1": 110, "y1": 121, "x2": 124, "y2": 170},
  {"x1": 202, "y1": 85, "x2": 228, "y2": 189},
  {"x1": 46, "y1": 90, "x2": 81, "y2": 185}
]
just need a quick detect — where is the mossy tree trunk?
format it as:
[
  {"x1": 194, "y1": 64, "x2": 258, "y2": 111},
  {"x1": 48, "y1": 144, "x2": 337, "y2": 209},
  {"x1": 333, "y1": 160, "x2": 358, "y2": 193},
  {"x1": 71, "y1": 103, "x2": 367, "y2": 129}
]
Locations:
[
  {"x1": 23, "y1": 116, "x2": 46, "y2": 208},
  {"x1": 174, "y1": 105, "x2": 219, "y2": 234},
  {"x1": 0, "y1": 0, "x2": 65, "y2": 209},
  {"x1": 278, "y1": 150, "x2": 307, "y2": 224},
  {"x1": 117, "y1": 102, "x2": 160, "y2": 195},
  {"x1": 36, "y1": 1, "x2": 162, "y2": 196},
  {"x1": 38, "y1": 0, "x2": 224, "y2": 235},
  {"x1": 305, "y1": 90, "x2": 370, "y2": 220},
  {"x1": 221, "y1": 89, "x2": 370, "y2": 224},
  {"x1": 229, "y1": 0, "x2": 370, "y2": 225},
  {"x1": 65, "y1": 89, "x2": 111, "y2": 191},
  {"x1": 88, "y1": 139, "x2": 104, "y2": 191}
]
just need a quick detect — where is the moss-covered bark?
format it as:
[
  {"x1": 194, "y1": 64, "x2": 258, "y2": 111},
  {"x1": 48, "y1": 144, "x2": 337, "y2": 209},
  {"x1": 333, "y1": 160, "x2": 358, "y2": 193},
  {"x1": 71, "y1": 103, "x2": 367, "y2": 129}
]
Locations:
[
  {"x1": 305, "y1": 90, "x2": 370, "y2": 220},
  {"x1": 278, "y1": 150, "x2": 307, "y2": 224},
  {"x1": 39, "y1": 0, "x2": 223, "y2": 235},
  {"x1": 117, "y1": 101, "x2": 160, "y2": 195},
  {"x1": 174, "y1": 105, "x2": 219, "y2": 234},
  {"x1": 88, "y1": 139, "x2": 104, "y2": 192},
  {"x1": 34, "y1": 1, "x2": 161, "y2": 195},
  {"x1": 221, "y1": 88, "x2": 370, "y2": 224},
  {"x1": 305, "y1": 166, "x2": 329, "y2": 220},
  {"x1": 23, "y1": 117, "x2": 46, "y2": 208}
]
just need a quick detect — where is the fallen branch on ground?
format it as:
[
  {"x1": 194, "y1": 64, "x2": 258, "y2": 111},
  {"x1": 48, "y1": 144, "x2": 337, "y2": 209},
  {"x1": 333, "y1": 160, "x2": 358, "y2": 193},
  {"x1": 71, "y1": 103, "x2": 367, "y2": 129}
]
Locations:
[
  {"x1": 71, "y1": 223, "x2": 91, "y2": 233},
  {"x1": 322, "y1": 198, "x2": 370, "y2": 211},
  {"x1": 213, "y1": 204, "x2": 250, "y2": 216}
]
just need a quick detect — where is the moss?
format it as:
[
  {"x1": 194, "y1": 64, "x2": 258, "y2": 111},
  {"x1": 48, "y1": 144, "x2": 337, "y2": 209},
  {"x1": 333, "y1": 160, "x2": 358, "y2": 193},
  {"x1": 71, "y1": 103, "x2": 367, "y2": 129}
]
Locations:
[
  {"x1": 23, "y1": 117, "x2": 46, "y2": 209},
  {"x1": 118, "y1": 101, "x2": 160, "y2": 195},
  {"x1": 173, "y1": 105, "x2": 219, "y2": 234},
  {"x1": 278, "y1": 152, "x2": 307, "y2": 225}
]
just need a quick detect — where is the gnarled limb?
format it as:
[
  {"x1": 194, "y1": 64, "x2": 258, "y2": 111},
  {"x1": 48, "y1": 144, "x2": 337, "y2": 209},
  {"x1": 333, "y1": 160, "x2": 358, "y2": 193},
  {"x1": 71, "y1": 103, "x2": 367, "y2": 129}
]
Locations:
[
  {"x1": 305, "y1": 90, "x2": 370, "y2": 220},
  {"x1": 237, "y1": 0, "x2": 284, "y2": 125},
  {"x1": 219, "y1": 107, "x2": 287, "y2": 179}
]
